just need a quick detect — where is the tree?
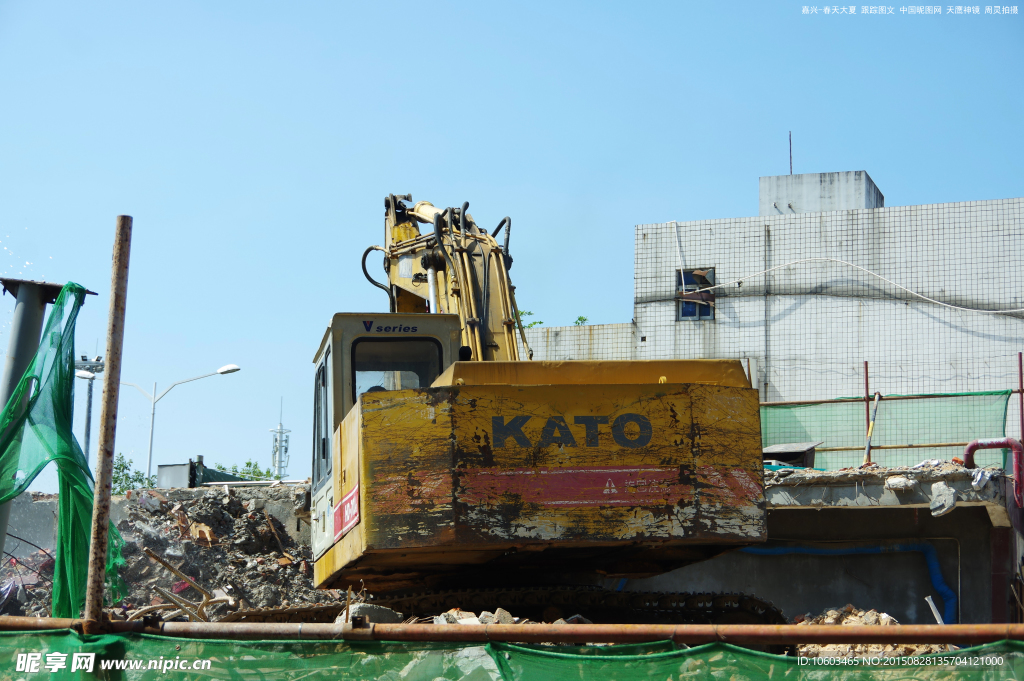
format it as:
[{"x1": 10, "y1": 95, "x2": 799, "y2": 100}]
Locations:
[
  {"x1": 111, "y1": 453, "x2": 154, "y2": 495},
  {"x1": 518, "y1": 310, "x2": 543, "y2": 328},
  {"x1": 213, "y1": 459, "x2": 280, "y2": 481},
  {"x1": 573, "y1": 316, "x2": 588, "y2": 326}
]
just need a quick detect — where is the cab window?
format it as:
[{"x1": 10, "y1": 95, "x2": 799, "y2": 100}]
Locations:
[
  {"x1": 311, "y1": 348, "x2": 331, "y2": 493},
  {"x1": 351, "y1": 339, "x2": 443, "y2": 405}
]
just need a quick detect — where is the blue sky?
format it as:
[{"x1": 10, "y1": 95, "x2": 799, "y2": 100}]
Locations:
[{"x1": 0, "y1": 1, "x2": 1020, "y2": 489}]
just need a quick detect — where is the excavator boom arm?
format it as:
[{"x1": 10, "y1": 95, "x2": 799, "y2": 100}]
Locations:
[{"x1": 368, "y1": 194, "x2": 531, "y2": 362}]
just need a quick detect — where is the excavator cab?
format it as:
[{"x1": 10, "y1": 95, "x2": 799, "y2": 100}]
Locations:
[{"x1": 310, "y1": 313, "x2": 462, "y2": 560}]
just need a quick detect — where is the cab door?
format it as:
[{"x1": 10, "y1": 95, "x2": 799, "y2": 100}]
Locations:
[{"x1": 310, "y1": 346, "x2": 334, "y2": 559}]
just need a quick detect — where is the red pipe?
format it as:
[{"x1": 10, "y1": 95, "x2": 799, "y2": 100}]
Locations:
[
  {"x1": 2, "y1": 617, "x2": 1023, "y2": 645},
  {"x1": 964, "y1": 438, "x2": 1023, "y2": 507}
]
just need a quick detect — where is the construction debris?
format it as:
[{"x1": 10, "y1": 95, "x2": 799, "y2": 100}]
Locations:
[
  {"x1": 424, "y1": 607, "x2": 588, "y2": 627},
  {"x1": 763, "y1": 458, "x2": 1005, "y2": 517},
  {"x1": 1, "y1": 484, "x2": 337, "y2": 620},
  {"x1": 795, "y1": 604, "x2": 948, "y2": 658},
  {"x1": 929, "y1": 481, "x2": 957, "y2": 517},
  {"x1": 334, "y1": 603, "x2": 405, "y2": 624},
  {"x1": 0, "y1": 550, "x2": 55, "y2": 618},
  {"x1": 111, "y1": 485, "x2": 333, "y2": 621}
]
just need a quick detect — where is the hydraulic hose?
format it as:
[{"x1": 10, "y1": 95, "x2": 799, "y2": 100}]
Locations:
[
  {"x1": 361, "y1": 246, "x2": 394, "y2": 312},
  {"x1": 740, "y1": 543, "x2": 957, "y2": 624},
  {"x1": 481, "y1": 250, "x2": 490, "y2": 339},
  {"x1": 491, "y1": 217, "x2": 510, "y2": 238},
  {"x1": 503, "y1": 217, "x2": 512, "y2": 269},
  {"x1": 432, "y1": 214, "x2": 459, "y2": 280},
  {"x1": 433, "y1": 213, "x2": 471, "y2": 348}
]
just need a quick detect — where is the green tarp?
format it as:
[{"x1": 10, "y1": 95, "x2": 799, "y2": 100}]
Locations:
[
  {"x1": 1, "y1": 631, "x2": 1022, "y2": 680},
  {"x1": 762, "y1": 391, "x2": 1011, "y2": 470},
  {"x1": 0, "y1": 283, "x2": 125, "y2": 617}
]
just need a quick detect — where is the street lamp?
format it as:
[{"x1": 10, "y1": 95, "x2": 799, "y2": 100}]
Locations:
[
  {"x1": 122, "y1": 364, "x2": 241, "y2": 481},
  {"x1": 74, "y1": 355, "x2": 105, "y2": 462}
]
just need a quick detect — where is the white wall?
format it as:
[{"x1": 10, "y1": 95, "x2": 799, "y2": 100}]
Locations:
[
  {"x1": 528, "y1": 196, "x2": 1024, "y2": 445},
  {"x1": 759, "y1": 171, "x2": 884, "y2": 216},
  {"x1": 634, "y1": 196, "x2": 1024, "y2": 441}
]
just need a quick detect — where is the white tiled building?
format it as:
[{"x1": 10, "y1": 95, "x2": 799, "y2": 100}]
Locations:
[{"x1": 524, "y1": 172, "x2": 1024, "y2": 447}]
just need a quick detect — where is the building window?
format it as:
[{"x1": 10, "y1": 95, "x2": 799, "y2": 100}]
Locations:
[{"x1": 677, "y1": 268, "x2": 715, "y2": 321}]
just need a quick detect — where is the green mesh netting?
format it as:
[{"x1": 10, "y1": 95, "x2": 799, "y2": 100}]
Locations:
[
  {"x1": 490, "y1": 639, "x2": 1024, "y2": 681},
  {"x1": 2, "y1": 631, "x2": 1023, "y2": 680},
  {"x1": 762, "y1": 391, "x2": 1011, "y2": 470},
  {"x1": 0, "y1": 283, "x2": 125, "y2": 617}
]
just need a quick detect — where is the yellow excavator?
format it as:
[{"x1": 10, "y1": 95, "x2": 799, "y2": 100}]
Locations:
[{"x1": 308, "y1": 195, "x2": 782, "y2": 624}]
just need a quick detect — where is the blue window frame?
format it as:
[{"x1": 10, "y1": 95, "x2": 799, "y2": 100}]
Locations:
[{"x1": 677, "y1": 268, "x2": 715, "y2": 321}]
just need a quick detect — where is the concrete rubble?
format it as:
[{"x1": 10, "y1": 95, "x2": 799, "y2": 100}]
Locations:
[
  {"x1": 764, "y1": 459, "x2": 1009, "y2": 522},
  {"x1": 0, "y1": 483, "x2": 604, "y2": 625},
  {"x1": 795, "y1": 604, "x2": 948, "y2": 658},
  {"x1": 0, "y1": 484, "x2": 348, "y2": 620},
  {"x1": 0, "y1": 549, "x2": 55, "y2": 618}
]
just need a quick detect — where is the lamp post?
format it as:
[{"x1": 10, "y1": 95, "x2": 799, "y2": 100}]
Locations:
[
  {"x1": 74, "y1": 356, "x2": 105, "y2": 462},
  {"x1": 122, "y1": 364, "x2": 240, "y2": 481}
]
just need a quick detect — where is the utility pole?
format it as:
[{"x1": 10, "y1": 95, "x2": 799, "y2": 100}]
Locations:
[
  {"x1": 122, "y1": 364, "x2": 240, "y2": 481},
  {"x1": 74, "y1": 356, "x2": 105, "y2": 462},
  {"x1": 270, "y1": 398, "x2": 290, "y2": 478},
  {"x1": 789, "y1": 131, "x2": 793, "y2": 175}
]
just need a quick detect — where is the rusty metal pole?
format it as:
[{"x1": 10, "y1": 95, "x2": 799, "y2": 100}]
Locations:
[
  {"x1": 83, "y1": 216, "x2": 132, "y2": 630},
  {"x1": 5, "y1": 617, "x2": 1024, "y2": 645},
  {"x1": 1018, "y1": 352, "x2": 1023, "y2": 453},
  {"x1": 864, "y1": 361, "x2": 870, "y2": 433}
]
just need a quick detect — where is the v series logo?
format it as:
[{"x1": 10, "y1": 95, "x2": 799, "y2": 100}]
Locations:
[{"x1": 362, "y1": 320, "x2": 419, "y2": 333}]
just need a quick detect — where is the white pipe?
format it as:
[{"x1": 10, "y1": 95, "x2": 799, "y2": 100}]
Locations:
[{"x1": 426, "y1": 267, "x2": 438, "y2": 313}]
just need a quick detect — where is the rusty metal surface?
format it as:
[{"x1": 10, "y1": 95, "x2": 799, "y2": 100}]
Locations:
[
  {"x1": 363, "y1": 382, "x2": 764, "y2": 546},
  {"x1": 317, "y1": 379, "x2": 766, "y2": 589},
  {"x1": 3, "y1": 617, "x2": 1022, "y2": 644},
  {"x1": 84, "y1": 215, "x2": 132, "y2": 628},
  {"x1": 964, "y1": 437, "x2": 1023, "y2": 507},
  {"x1": 0, "y1": 278, "x2": 96, "y2": 303}
]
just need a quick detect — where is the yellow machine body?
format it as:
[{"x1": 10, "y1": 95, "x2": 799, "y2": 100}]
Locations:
[
  {"x1": 311, "y1": 196, "x2": 766, "y2": 593},
  {"x1": 312, "y1": 349, "x2": 765, "y2": 591}
]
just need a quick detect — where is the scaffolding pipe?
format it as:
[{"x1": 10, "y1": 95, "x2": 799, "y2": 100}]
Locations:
[
  {"x1": 864, "y1": 360, "x2": 870, "y2": 433},
  {"x1": 963, "y1": 438, "x2": 1023, "y2": 507},
  {"x1": 863, "y1": 391, "x2": 881, "y2": 464},
  {"x1": 0, "y1": 617, "x2": 1023, "y2": 645},
  {"x1": 763, "y1": 392, "x2": 1020, "y2": 408},
  {"x1": 83, "y1": 215, "x2": 132, "y2": 630},
  {"x1": 818, "y1": 442, "x2": 969, "y2": 452}
]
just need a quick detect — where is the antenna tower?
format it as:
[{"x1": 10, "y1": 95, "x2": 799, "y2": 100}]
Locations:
[{"x1": 270, "y1": 398, "x2": 290, "y2": 478}]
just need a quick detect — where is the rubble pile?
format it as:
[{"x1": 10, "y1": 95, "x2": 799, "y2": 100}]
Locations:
[
  {"x1": 763, "y1": 458, "x2": 982, "y2": 486},
  {"x1": 340, "y1": 602, "x2": 593, "y2": 627},
  {"x1": 113, "y1": 486, "x2": 333, "y2": 619},
  {"x1": 0, "y1": 550, "x2": 56, "y2": 618},
  {"x1": 795, "y1": 604, "x2": 948, "y2": 658},
  {"x1": 1, "y1": 484, "x2": 337, "y2": 620}
]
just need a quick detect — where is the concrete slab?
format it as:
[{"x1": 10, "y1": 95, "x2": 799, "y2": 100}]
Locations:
[{"x1": 765, "y1": 463, "x2": 1005, "y2": 516}]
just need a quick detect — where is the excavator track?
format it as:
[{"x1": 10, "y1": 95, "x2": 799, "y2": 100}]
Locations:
[
  {"x1": 373, "y1": 586, "x2": 788, "y2": 627},
  {"x1": 218, "y1": 603, "x2": 345, "y2": 623},
  {"x1": 216, "y1": 588, "x2": 791, "y2": 653},
  {"x1": 377, "y1": 586, "x2": 792, "y2": 654}
]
